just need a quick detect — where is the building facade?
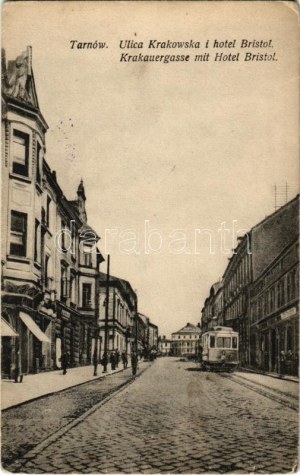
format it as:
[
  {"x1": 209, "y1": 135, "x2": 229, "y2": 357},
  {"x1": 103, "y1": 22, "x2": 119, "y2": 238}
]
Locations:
[
  {"x1": 201, "y1": 281, "x2": 223, "y2": 333},
  {"x1": 1, "y1": 47, "x2": 103, "y2": 378},
  {"x1": 98, "y1": 273, "x2": 137, "y2": 358},
  {"x1": 171, "y1": 323, "x2": 201, "y2": 357},
  {"x1": 222, "y1": 235, "x2": 252, "y2": 366},
  {"x1": 148, "y1": 322, "x2": 159, "y2": 351},
  {"x1": 158, "y1": 336, "x2": 172, "y2": 356},
  {"x1": 200, "y1": 195, "x2": 299, "y2": 375},
  {"x1": 249, "y1": 238, "x2": 298, "y2": 375}
]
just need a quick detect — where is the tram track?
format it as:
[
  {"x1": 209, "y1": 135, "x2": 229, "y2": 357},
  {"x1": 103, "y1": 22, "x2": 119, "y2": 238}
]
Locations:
[{"x1": 219, "y1": 372, "x2": 298, "y2": 412}]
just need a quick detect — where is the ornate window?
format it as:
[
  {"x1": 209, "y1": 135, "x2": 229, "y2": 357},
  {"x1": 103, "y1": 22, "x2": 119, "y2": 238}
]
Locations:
[
  {"x1": 12, "y1": 130, "x2": 29, "y2": 177},
  {"x1": 36, "y1": 142, "x2": 42, "y2": 184},
  {"x1": 10, "y1": 210, "x2": 27, "y2": 256},
  {"x1": 82, "y1": 283, "x2": 92, "y2": 309}
]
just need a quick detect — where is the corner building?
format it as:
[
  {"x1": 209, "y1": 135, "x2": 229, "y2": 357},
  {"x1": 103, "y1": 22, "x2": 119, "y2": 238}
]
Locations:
[{"x1": 1, "y1": 47, "x2": 103, "y2": 377}]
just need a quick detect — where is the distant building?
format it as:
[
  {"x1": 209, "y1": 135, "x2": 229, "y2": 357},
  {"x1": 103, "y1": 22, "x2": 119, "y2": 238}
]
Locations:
[
  {"x1": 158, "y1": 336, "x2": 172, "y2": 356},
  {"x1": 149, "y1": 322, "x2": 159, "y2": 350},
  {"x1": 171, "y1": 323, "x2": 201, "y2": 357},
  {"x1": 98, "y1": 273, "x2": 137, "y2": 358},
  {"x1": 201, "y1": 281, "x2": 223, "y2": 332},
  {"x1": 135, "y1": 313, "x2": 159, "y2": 358}
]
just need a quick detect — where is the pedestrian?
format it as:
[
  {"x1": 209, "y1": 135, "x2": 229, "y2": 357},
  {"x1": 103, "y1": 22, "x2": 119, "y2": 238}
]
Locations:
[
  {"x1": 61, "y1": 350, "x2": 69, "y2": 375},
  {"x1": 115, "y1": 350, "x2": 120, "y2": 368},
  {"x1": 131, "y1": 351, "x2": 138, "y2": 376},
  {"x1": 93, "y1": 353, "x2": 98, "y2": 376},
  {"x1": 198, "y1": 344, "x2": 203, "y2": 363},
  {"x1": 220, "y1": 350, "x2": 226, "y2": 367},
  {"x1": 100, "y1": 353, "x2": 108, "y2": 372},
  {"x1": 122, "y1": 351, "x2": 128, "y2": 369},
  {"x1": 110, "y1": 351, "x2": 116, "y2": 371}
]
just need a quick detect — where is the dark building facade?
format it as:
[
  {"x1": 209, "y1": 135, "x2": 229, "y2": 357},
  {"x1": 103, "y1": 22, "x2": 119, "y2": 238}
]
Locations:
[
  {"x1": 249, "y1": 238, "x2": 298, "y2": 375},
  {"x1": 200, "y1": 195, "x2": 299, "y2": 375}
]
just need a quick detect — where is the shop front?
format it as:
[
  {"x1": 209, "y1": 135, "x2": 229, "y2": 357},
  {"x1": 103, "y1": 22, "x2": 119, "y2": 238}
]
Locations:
[{"x1": 251, "y1": 306, "x2": 298, "y2": 376}]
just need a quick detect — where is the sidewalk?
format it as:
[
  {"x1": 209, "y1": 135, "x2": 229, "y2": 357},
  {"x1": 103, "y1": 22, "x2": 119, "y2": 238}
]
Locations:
[
  {"x1": 239, "y1": 366, "x2": 299, "y2": 383},
  {"x1": 1, "y1": 363, "x2": 135, "y2": 410},
  {"x1": 235, "y1": 370, "x2": 299, "y2": 399}
]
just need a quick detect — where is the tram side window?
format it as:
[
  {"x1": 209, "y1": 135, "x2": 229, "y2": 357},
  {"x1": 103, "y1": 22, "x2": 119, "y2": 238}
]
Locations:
[
  {"x1": 232, "y1": 337, "x2": 237, "y2": 349},
  {"x1": 210, "y1": 336, "x2": 215, "y2": 348},
  {"x1": 217, "y1": 337, "x2": 231, "y2": 348}
]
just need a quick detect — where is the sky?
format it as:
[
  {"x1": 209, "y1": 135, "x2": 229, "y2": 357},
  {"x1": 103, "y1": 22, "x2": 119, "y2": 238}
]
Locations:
[{"x1": 3, "y1": 1, "x2": 299, "y2": 337}]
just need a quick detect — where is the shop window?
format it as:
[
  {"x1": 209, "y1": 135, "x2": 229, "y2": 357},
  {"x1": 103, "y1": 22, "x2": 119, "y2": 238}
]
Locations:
[
  {"x1": 286, "y1": 327, "x2": 293, "y2": 352},
  {"x1": 12, "y1": 130, "x2": 29, "y2": 177},
  {"x1": 10, "y1": 210, "x2": 27, "y2": 257}
]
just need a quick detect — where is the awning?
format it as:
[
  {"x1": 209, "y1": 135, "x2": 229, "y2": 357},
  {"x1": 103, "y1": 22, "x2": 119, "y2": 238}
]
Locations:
[
  {"x1": 19, "y1": 312, "x2": 51, "y2": 343},
  {"x1": 1, "y1": 318, "x2": 18, "y2": 337}
]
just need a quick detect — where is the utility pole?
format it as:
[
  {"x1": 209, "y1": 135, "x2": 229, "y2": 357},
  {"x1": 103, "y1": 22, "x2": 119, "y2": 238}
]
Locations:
[
  {"x1": 112, "y1": 288, "x2": 116, "y2": 351},
  {"x1": 103, "y1": 254, "x2": 110, "y2": 373}
]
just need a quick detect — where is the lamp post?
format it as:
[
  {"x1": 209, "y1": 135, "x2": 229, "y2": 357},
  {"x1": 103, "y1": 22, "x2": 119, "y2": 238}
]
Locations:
[{"x1": 103, "y1": 254, "x2": 110, "y2": 373}]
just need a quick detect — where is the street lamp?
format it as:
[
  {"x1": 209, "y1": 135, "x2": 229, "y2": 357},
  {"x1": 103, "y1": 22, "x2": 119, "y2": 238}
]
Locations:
[{"x1": 102, "y1": 254, "x2": 110, "y2": 373}]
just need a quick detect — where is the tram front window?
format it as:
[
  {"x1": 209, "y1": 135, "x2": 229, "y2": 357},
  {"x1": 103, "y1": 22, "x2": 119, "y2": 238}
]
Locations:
[
  {"x1": 232, "y1": 337, "x2": 237, "y2": 348},
  {"x1": 217, "y1": 337, "x2": 231, "y2": 348},
  {"x1": 210, "y1": 336, "x2": 215, "y2": 348}
]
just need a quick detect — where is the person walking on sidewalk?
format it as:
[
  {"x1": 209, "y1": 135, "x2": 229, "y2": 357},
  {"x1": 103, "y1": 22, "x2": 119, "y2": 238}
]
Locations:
[
  {"x1": 93, "y1": 353, "x2": 98, "y2": 376},
  {"x1": 122, "y1": 351, "x2": 128, "y2": 369},
  {"x1": 110, "y1": 351, "x2": 116, "y2": 371},
  {"x1": 131, "y1": 351, "x2": 138, "y2": 376},
  {"x1": 115, "y1": 350, "x2": 120, "y2": 368},
  {"x1": 61, "y1": 351, "x2": 69, "y2": 375}
]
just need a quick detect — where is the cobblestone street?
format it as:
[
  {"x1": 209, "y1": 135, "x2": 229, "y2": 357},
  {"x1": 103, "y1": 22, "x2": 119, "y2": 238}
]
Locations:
[{"x1": 5, "y1": 358, "x2": 298, "y2": 474}]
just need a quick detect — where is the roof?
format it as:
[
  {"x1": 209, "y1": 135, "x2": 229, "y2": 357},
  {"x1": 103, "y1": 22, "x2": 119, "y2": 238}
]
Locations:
[
  {"x1": 137, "y1": 313, "x2": 149, "y2": 325},
  {"x1": 172, "y1": 322, "x2": 201, "y2": 335},
  {"x1": 99, "y1": 272, "x2": 137, "y2": 306},
  {"x1": 211, "y1": 281, "x2": 223, "y2": 295},
  {"x1": 79, "y1": 223, "x2": 100, "y2": 241},
  {"x1": 2, "y1": 46, "x2": 48, "y2": 131}
]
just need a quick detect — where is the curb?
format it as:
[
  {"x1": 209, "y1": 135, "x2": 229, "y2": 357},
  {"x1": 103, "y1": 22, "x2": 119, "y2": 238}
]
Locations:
[
  {"x1": 2, "y1": 363, "x2": 146, "y2": 412},
  {"x1": 6, "y1": 364, "x2": 150, "y2": 473},
  {"x1": 239, "y1": 366, "x2": 299, "y2": 384}
]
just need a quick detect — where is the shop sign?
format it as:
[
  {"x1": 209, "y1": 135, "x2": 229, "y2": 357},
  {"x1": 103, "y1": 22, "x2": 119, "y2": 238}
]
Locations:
[{"x1": 281, "y1": 307, "x2": 297, "y2": 320}]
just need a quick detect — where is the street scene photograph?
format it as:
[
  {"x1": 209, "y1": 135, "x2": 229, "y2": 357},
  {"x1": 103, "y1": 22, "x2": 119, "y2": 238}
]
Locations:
[{"x1": 1, "y1": 1, "x2": 299, "y2": 474}]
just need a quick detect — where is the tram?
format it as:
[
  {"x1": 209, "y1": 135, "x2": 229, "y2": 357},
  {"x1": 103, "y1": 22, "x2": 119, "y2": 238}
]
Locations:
[{"x1": 201, "y1": 326, "x2": 239, "y2": 372}]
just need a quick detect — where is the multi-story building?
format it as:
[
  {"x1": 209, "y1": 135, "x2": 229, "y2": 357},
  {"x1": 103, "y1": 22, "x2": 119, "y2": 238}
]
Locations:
[
  {"x1": 201, "y1": 281, "x2": 223, "y2": 332},
  {"x1": 171, "y1": 323, "x2": 201, "y2": 357},
  {"x1": 1, "y1": 46, "x2": 103, "y2": 378},
  {"x1": 135, "y1": 313, "x2": 150, "y2": 356},
  {"x1": 249, "y1": 238, "x2": 298, "y2": 375},
  {"x1": 148, "y1": 322, "x2": 159, "y2": 350},
  {"x1": 222, "y1": 234, "x2": 252, "y2": 366},
  {"x1": 200, "y1": 195, "x2": 299, "y2": 374},
  {"x1": 98, "y1": 272, "x2": 137, "y2": 358},
  {"x1": 158, "y1": 336, "x2": 172, "y2": 356}
]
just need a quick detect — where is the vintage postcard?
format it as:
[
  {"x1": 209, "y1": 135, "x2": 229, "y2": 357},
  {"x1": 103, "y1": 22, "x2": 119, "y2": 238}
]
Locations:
[{"x1": 1, "y1": 1, "x2": 299, "y2": 473}]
